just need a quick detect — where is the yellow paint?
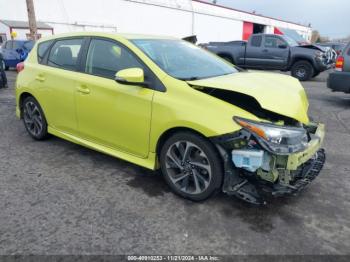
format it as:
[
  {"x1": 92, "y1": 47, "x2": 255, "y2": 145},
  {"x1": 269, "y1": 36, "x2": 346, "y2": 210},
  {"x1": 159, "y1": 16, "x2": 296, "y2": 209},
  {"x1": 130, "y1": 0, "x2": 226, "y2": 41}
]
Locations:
[{"x1": 16, "y1": 32, "x2": 316, "y2": 170}]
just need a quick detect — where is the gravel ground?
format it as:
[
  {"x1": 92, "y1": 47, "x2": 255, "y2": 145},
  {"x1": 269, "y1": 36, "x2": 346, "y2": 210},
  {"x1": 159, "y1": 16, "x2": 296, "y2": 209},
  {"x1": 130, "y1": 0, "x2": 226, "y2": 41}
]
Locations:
[{"x1": 0, "y1": 70, "x2": 349, "y2": 255}]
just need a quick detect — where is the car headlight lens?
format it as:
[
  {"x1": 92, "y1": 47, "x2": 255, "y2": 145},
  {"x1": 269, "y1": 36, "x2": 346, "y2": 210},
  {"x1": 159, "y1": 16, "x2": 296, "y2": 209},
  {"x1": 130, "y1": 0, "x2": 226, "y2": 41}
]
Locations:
[{"x1": 234, "y1": 117, "x2": 308, "y2": 155}]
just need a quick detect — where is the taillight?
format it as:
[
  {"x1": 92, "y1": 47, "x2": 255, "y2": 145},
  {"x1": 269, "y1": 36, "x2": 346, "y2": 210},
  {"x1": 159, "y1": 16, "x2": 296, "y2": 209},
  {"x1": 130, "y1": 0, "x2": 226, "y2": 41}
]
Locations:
[
  {"x1": 335, "y1": 56, "x2": 344, "y2": 71},
  {"x1": 16, "y1": 62, "x2": 24, "y2": 73}
]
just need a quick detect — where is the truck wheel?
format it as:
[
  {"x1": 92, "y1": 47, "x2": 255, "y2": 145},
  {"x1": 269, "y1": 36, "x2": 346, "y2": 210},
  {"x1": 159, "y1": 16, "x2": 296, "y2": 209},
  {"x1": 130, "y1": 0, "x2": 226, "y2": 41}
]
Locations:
[
  {"x1": 291, "y1": 61, "x2": 314, "y2": 81},
  {"x1": 159, "y1": 132, "x2": 223, "y2": 201}
]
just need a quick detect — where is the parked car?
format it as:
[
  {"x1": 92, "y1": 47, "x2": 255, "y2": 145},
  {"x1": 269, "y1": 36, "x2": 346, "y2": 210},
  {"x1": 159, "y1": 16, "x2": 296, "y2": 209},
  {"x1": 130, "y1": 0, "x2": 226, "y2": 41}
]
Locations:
[
  {"x1": 0, "y1": 40, "x2": 34, "y2": 70},
  {"x1": 16, "y1": 32, "x2": 325, "y2": 204},
  {"x1": 318, "y1": 42, "x2": 346, "y2": 56},
  {"x1": 200, "y1": 34, "x2": 334, "y2": 81},
  {"x1": 327, "y1": 42, "x2": 350, "y2": 93}
]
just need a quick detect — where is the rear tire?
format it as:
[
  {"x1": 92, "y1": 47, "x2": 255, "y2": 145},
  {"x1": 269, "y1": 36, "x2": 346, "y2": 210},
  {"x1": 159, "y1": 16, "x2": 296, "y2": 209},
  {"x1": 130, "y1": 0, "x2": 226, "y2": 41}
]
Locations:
[
  {"x1": 22, "y1": 96, "x2": 49, "y2": 140},
  {"x1": 159, "y1": 132, "x2": 223, "y2": 201},
  {"x1": 291, "y1": 60, "x2": 314, "y2": 81}
]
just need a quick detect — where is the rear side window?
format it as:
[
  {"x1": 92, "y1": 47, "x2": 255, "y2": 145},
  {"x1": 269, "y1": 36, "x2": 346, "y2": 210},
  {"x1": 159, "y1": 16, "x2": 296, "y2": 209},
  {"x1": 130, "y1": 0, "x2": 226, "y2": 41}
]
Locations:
[
  {"x1": 250, "y1": 36, "x2": 262, "y2": 47},
  {"x1": 85, "y1": 39, "x2": 143, "y2": 79},
  {"x1": 37, "y1": 40, "x2": 53, "y2": 64},
  {"x1": 347, "y1": 46, "x2": 350, "y2": 56},
  {"x1": 48, "y1": 38, "x2": 83, "y2": 71}
]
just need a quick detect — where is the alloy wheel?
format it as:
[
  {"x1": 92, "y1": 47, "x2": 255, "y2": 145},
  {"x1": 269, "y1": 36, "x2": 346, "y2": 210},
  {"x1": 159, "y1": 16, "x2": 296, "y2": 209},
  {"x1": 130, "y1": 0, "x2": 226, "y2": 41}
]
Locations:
[
  {"x1": 296, "y1": 67, "x2": 307, "y2": 78},
  {"x1": 165, "y1": 141, "x2": 212, "y2": 195},
  {"x1": 23, "y1": 101, "x2": 44, "y2": 137}
]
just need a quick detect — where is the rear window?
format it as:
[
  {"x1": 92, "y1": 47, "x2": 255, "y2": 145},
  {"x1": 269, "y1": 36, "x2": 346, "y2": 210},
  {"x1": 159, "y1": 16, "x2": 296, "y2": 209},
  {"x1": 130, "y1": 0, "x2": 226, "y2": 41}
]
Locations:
[
  {"x1": 48, "y1": 38, "x2": 83, "y2": 71},
  {"x1": 12, "y1": 41, "x2": 22, "y2": 50},
  {"x1": 250, "y1": 36, "x2": 262, "y2": 47},
  {"x1": 37, "y1": 40, "x2": 53, "y2": 64},
  {"x1": 23, "y1": 41, "x2": 34, "y2": 50}
]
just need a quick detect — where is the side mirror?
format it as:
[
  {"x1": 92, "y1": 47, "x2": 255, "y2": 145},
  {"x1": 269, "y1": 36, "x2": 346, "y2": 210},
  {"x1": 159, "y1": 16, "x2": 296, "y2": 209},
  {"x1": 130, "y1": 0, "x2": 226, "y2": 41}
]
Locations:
[
  {"x1": 115, "y1": 68, "x2": 146, "y2": 86},
  {"x1": 278, "y1": 44, "x2": 288, "y2": 49}
]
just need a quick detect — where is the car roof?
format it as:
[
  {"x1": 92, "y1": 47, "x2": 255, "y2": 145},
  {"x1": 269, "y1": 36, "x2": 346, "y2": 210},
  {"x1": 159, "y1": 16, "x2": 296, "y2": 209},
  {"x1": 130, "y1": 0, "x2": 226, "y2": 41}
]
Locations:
[{"x1": 37, "y1": 32, "x2": 177, "y2": 43}]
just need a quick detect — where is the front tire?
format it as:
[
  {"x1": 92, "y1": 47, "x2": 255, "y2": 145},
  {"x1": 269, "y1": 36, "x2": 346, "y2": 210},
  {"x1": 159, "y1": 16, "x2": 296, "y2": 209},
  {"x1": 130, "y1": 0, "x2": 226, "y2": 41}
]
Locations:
[
  {"x1": 22, "y1": 96, "x2": 49, "y2": 140},
  {"x1": 160, "y1": 132, "x2": 223, "y2": 201},
  {"x1": 291, "y1": 60, "x2": 314, "y2": 81}
]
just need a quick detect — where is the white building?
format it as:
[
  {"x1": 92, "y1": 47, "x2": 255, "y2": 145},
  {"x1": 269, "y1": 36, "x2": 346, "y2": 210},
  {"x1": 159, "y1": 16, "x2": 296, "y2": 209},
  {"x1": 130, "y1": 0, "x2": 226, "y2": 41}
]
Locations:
[
  {"x1": 0, "y1": 0, "x2": 312, "y2": 43},
  {"x1": 0, "y1": 20, "x2": 53, "y2": 43}
]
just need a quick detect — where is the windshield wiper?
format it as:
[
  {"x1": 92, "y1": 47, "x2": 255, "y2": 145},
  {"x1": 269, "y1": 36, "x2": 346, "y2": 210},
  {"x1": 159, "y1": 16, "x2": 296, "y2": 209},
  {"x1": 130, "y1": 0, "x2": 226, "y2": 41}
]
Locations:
[{"x1": 178, "y1": 76, "x2": 200, "y2": 81}]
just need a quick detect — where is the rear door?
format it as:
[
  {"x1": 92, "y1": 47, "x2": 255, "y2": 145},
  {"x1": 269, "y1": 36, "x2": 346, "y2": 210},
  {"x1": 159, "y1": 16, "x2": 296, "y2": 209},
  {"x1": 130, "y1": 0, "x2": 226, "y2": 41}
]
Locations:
[
  {"x1": 258, "y1": 35, "x2": 289, "y2": 69},
  {"x1": 37, "y1": 37, "x2": 85, "y2": 136},
  {"x1": 75, "y1": 38, "x2": 154, "y2": 157}
]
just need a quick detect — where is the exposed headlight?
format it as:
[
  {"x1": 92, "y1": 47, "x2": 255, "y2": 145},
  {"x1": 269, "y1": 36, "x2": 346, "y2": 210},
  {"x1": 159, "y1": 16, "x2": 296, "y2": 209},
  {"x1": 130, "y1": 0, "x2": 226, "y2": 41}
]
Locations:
[{"x1": 234, "y1": 117, "x2": 308, "y2": 155}]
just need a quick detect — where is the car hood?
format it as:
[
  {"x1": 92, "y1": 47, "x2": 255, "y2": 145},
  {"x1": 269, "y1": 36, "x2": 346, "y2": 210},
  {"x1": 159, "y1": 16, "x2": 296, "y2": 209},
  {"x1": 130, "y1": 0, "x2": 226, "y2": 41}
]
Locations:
[{"x1": 187, "y1": 71, "x2": 309, "y2": 124}]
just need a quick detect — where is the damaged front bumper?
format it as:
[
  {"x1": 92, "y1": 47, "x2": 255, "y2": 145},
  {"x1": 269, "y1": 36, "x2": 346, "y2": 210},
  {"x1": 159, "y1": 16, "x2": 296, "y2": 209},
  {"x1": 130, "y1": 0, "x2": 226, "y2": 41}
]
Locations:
[{"x1": 212, "y1": 122, "x2": 326, "y2": 205}]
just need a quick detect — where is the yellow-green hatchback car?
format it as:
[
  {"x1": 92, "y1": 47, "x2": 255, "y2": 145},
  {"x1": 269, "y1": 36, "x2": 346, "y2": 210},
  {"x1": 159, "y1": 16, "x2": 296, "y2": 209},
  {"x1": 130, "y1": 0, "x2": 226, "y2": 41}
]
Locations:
[{"x1": 16, "y1": 32, "x2": 325, "y2": 204}]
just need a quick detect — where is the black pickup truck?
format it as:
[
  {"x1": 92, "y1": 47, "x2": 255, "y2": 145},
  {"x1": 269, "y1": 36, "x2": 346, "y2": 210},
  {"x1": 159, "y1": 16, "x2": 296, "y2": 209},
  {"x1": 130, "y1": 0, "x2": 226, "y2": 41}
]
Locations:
[{"x1": 201, "y1": 34, "x2": 334, "y2": 81}]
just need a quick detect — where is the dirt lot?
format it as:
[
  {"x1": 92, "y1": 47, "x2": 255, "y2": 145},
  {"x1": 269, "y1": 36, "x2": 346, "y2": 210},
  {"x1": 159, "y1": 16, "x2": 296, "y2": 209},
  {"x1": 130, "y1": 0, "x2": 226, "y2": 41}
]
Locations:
[{"x1": 0, "y1": 70, "x2": 350, "y2": 255}]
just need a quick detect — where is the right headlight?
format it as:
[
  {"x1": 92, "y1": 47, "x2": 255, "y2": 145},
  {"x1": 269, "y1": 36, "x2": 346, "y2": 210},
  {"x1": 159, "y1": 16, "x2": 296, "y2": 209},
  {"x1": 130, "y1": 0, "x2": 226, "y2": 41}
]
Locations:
[{"x1": 234, "y1": 117, "x2": 308, "y2": 155}]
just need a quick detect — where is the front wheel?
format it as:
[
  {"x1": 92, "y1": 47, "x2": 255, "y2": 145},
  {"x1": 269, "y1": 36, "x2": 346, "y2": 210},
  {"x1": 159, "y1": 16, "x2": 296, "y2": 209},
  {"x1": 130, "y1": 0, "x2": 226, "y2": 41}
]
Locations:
[
  {"x1": 160, "y1": 132, "x2": 223, "y2": 201},
  {"x1": 22, "y1": 96, "x2": 49, "y2": 140},
  {"x1": 291, "y1": 61, "x2": 314, "y2": 81}
]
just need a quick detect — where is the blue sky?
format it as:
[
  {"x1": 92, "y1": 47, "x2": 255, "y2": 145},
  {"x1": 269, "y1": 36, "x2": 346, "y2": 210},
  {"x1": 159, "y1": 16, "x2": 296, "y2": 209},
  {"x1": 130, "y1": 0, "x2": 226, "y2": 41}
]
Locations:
[{"x1": 202, "y1": 0, "x2": 349, "y2": 39}]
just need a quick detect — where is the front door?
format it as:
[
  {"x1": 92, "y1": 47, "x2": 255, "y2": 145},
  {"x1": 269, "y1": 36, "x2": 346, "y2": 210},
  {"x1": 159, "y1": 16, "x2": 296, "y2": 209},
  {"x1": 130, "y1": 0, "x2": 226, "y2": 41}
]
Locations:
[
  {"x1": 75, "y1": 38, "x2": 154, "y2": 158},
  {"x1": 258, "y1": 35, "x2": 290, "y2": 69}
]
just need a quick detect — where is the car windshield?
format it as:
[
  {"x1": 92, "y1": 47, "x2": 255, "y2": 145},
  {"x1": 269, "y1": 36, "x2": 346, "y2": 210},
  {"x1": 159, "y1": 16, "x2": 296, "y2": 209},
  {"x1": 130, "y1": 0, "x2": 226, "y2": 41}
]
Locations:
[
  {"x1": 281, "y1": 35, "x2": 299, "y2": 47},
  {"x1": 132, "y1": 39, "x2": 237, "y2": 80}
]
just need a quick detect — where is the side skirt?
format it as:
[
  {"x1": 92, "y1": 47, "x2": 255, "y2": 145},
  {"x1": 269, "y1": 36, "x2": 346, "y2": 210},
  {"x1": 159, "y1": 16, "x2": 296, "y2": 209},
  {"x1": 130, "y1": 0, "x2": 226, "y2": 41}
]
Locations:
[{"x1": 47, "y1": 126, "x2": 157, "y2": 170}]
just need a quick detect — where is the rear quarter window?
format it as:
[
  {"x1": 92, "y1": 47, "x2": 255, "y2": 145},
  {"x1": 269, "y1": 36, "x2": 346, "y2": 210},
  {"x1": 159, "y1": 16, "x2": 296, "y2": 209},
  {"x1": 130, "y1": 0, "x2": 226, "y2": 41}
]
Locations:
[
  {"x1": 250, "y1": 36, "x2": 262, "y2": 47},
  {"x1": 37, "y1": 40, "x2": 53, "y2": 64}
]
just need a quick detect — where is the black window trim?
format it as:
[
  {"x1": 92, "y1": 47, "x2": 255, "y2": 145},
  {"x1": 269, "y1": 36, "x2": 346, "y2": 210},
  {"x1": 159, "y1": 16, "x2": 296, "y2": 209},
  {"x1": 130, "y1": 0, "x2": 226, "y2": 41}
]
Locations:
[
  {"x1": 79, "y1": 36, "x2": 166, "y2": 92},
  {"x1": 43, "y1": 36, "x2": 87, "y2": 72},
  {"x1": 37, "y1": 39, "x2": 55, "y2": 64}
]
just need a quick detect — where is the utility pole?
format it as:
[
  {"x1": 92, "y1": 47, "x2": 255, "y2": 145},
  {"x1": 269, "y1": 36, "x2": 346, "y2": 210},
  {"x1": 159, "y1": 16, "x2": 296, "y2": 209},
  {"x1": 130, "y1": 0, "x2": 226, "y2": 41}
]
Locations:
[{"x1": 25, "y1": 0, "x2": 38, "y2": 40}]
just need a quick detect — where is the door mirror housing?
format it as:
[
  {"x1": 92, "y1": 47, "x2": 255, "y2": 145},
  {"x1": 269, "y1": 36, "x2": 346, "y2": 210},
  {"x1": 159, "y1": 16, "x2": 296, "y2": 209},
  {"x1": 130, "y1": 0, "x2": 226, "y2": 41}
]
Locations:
[
  {"x1": 115, "y1": 68, "x2": 146, "y2": 86},
  {"x1": 278, "y1": 44, "x2": 288, "y2": 49}
]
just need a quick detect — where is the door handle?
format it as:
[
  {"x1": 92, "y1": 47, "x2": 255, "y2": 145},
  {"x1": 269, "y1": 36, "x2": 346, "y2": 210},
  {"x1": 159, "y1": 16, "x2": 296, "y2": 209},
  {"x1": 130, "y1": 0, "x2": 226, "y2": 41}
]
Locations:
[
  {"x1": 35, "y1": 74, "x2": 45, "y2": 82},
  {"x1": 262, "y1": 49, "x2": 269, "y2": 53},
  {"x1": 77, "y1": 85, "x2": 90, "y2": 94}
]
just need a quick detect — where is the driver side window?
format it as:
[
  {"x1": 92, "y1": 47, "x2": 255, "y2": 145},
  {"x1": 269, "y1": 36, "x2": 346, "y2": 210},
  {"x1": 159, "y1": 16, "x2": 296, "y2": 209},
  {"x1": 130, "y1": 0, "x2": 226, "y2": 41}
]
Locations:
[
  {"x1": 265, "y1": 36, "x2": 286, "y2": 48},
  {"x1": 85, "y1": 39, "x2": 143, "y2": 79}
]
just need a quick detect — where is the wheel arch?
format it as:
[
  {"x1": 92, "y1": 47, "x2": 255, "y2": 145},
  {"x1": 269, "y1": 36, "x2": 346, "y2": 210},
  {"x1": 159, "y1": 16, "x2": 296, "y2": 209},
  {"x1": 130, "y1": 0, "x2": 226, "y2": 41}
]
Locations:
[
  {"x1": 18, "y1": 92, "x2": 36, "y2": 118},
  {"x1": 155, "y1": 127, "x2": 209, "y2": 157},
  {"x1": 289, "y1": 56, "x2": 315, "y2": 70}
]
